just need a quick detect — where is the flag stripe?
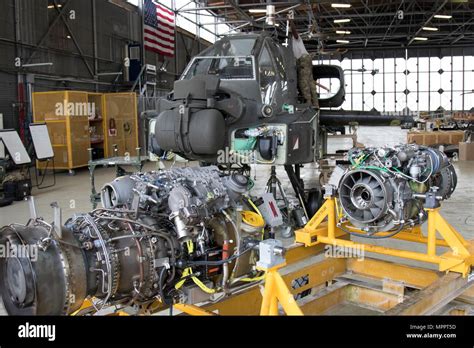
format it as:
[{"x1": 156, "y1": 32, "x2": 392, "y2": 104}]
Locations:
[
  {"x1": 144, "y1": 28, "x2": 174, "y2": 44},
  {"x1": 157, "y1": 25, "x2": 174, "y2": 35},
  {"x1": 156, "y1": 17, "x2": 175, "y2": 31},
  {"x1": 156, "y1": 12, "x2": 175, "y2": 25},
  {"x1": 156, "y1": 4, "x2": 173, "y2": 17},
  {"x1": 144, "y1": 32, "x2": 175, "y2": 48},
  {"x1": 145, "y1": 41, "x2": 174, "y2": 56}
]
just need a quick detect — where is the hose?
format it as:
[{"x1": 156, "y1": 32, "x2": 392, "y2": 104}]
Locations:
[
  {"x1": 208, "y1": 218, "x2": 230, "y2": 291},
  {"x1": 245, "y1": 196, "x2": 265, "y2": 239},
  {"x1": 174, "y1": 267, "x2": 216, "y2": 294},
  {"x1": 239, "y1": 273, "x2": 266, "y2": 282},
  {"x1": 158, "y1": 266, "x2": 174, "y2": 306}
]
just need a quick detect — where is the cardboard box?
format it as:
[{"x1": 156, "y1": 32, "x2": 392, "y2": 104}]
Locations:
[
  {"x1": 459, "y1": 142, "x2": 474, "y2": 161},
  {"x1": 407, "y1": 130, "x2": 465, "y2": 146}
]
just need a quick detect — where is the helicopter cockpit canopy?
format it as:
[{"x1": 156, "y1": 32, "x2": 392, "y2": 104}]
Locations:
[{"x1": 180, "y1": 34, "x2": 297, "y2": 108}]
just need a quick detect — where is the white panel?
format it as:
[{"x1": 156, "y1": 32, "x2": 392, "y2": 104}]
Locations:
[
  {"x1": 373, "y1": 93, "x2": 384, "y2": 112},
  {"x1": 418, "y1": 73, "x2": 429, "y2": 92},
  {"x1": 394, "y1": 72, "x2": 406, "y2": 91},
  {"x1": 384, "y1": 73, "x2": 395, "y2": 93},
  {"x1": 406, "y1": 57, "x2": 418, "y2": 72},
  {"x1": 0, "y1": 130, "x2": 31, "y2": 165},
  {"x1": 430, "y1": 57, "x2": 441, "y2": 71},
  {"x1": 406, "y1": 73, "x2": 418, "y2": 93},
  {"x1": 418, "y1": 92, "x2": 429, "y2": 111},
  {"x1": 30, "y1": 124, "x2": 54, "y2": 160},
  {"x1": 430, "y1": 71, "x2": 441, "y2": 91},
  {"x1": 352, "y1": 93, "x2": 363, "y2": 110},
  {"x1": 440, "y1": 56, "x2": 452, "y2": 72},
  {"x1": 384, "y1": 58, "x2": 395, "y2": 73},
  {"x1": 418, "y1": 58, "x2": 430, "y2": 73}
]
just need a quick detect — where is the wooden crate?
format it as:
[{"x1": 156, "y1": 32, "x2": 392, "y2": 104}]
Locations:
[{"x1": 407, "y1": 130, "x2": 465, "y2": 146}]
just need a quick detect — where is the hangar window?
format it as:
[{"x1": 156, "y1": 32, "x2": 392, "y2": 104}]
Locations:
[{"x1": 259, "y1": 45, "x2": 277, "y2": 105}]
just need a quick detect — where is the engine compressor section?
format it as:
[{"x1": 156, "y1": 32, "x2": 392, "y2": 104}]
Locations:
[
  {"x1": 0, "y1": 167, "x2": 265, "y2": 315},
  {"x1": 333, "y1": 144, "x2": 457, "y2": 235}
]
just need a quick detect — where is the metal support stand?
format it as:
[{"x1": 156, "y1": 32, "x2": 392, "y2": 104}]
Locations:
[
  {"x1": 259, "y1": 265, "x2": 303, "y2": 315},
  {"x1": 87, "y1": 146, "x2": 148, "y2": 209},
  {"x1": 264, "y1": 166, "x2": 291, "y2": 238},
  {"x1": 295, "y1": 192, "x2": 474, "y2": 277},
  {"x1": 257, "y1": 240, "x2": 303, "y2": 316},
  {"x1": 32, "y1": 158, "x2": 56, "y2": 190},
  {"x1": 265, "y1": 166, "x2": 288, "y2": 202},
  {"x1": 173, "y1": 303, "x2": 216, "y2": 316}
]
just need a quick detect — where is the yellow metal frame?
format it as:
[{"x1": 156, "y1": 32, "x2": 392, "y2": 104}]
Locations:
[
  {"x1": 174, "y1": 303, "x2": 217, "y2": 316},
  {"x1": 258, "y1": 263, "x2": 303, "y2": 316},
  {"x1": 69, "y1": 244, "x2": 474, "y2": 316},
  {"x1": 295, "y1": 198, "x2": 474, "y2": 277}
]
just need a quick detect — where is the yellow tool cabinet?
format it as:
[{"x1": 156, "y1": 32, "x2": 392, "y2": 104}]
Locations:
[{"x1": 32, "y1": 91, "x2": 138, "y2": 172}]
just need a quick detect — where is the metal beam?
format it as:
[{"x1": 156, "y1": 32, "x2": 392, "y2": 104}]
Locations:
[
  {"x1": 178, "y1": 2, "x2": 301, "y2": 12},
  {"x1": 24, "y1": 0, "x2": 71, "y2": 65},
  {"x1": 53, "y1": 0, "x2": 95, "y2": 78},
  {"x1": 408, "y1": 0, "x2": 449, "y2": 46}
]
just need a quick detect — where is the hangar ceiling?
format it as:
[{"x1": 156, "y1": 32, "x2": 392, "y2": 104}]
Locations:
[{"x1": 183, "y1": 1, "x2": 474, "y2": 54}]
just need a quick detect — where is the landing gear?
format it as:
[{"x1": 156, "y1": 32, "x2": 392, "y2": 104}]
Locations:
[{"x1": 284, "y1": 164, "x2": 323, "y2": 221}]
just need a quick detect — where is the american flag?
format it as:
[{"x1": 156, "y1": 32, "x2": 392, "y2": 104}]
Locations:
[{"x1": 144, "y1": 0, "x2": 175, "y2": 57}]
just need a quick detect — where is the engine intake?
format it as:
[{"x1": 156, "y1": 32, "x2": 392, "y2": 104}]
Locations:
[{"x1": 334, "y1": 144, "x2": 457, "y2": 234}]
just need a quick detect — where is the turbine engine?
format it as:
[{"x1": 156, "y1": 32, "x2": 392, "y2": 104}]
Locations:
[
  {"x1": 0, "y1": 167, "x2": 262, "y2": 315},
  {"x1": 334, "y1": 144, "x2": 457, "y2": 234}
]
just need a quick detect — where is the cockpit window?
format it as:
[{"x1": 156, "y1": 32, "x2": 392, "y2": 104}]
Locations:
[
  {"x1": 258, "y1": 45, "x2": 277, "y2": 105},
  {"x1": 183, "y1": 56, "x2": 255, "y2": 80},
  {"x1": 200, "y1": 38, "x2": 256, "y2": 57}
]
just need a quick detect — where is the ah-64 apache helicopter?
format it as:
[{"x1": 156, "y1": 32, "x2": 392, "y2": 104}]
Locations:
[{"x1": 147, "y1": 30, "x2": 408, "y2": 218}]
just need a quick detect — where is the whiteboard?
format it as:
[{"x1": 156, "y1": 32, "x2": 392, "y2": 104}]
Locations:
[
  {"x1": 29, "y1": 123, "x2": 54, "y2": 160},
  {"x1": 0, "y1": 130, "x2": 31, "y2": 165}
]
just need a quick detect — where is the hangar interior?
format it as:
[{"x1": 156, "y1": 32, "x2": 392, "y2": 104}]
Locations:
[{"x1": 0, "y1": 0, "x2": 473, "y2": 317}]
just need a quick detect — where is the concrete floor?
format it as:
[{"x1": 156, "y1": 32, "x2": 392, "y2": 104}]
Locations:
[{"x1": 0, "y1": 126, "x2": 473, "y2": 315}]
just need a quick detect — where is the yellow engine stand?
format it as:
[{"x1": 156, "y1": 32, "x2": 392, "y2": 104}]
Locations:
[
  {"x1": 295, "y1": 197, "x2": 474, "y2": 277},
  {"x1": 259, "y1": 263, "x2": 303, "y2": 316}
]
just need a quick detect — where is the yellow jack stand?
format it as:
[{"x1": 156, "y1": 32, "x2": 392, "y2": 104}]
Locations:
[
  {"x1": 174, "y1": 303, "x2": 217, "y2": 316},
  {"x1": 295, "y1": 197, "x2": 474, "y2": 277},
  {"x1": 259, "y1": 263, "x2": 303, "y2": 316}
]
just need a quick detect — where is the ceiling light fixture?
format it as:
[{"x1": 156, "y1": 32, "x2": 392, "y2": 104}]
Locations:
[
  {"x1": 337, "y1": 39, "x2": 350, "y2": 43},
  {"x1": 249, "y1": 9, "x2": 267, "y2": 13},
  {"x1": 331, "y1": 3, "x2": 351, "y2": 8},
  {"x1": 334, "y1": 18, "x2": 351, "y2": 23},
  {"x1": 422, "y1": 26, "x2": 439, "y2": 31},
  {"x1": 336, "y1": 30, "x2": 351, "y2": 34},
  {"x1": 434, "y1": 14, "x2": 452, "y2": 19},
  {"x1": 413, "y1": 37, "x2": 428, "y2": 41}
]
